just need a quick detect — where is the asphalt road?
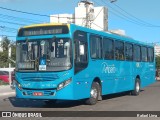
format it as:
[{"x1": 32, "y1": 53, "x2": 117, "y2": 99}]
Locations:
[{"x1": 1, "y1": 81, "x2": 160, "y2": 119}]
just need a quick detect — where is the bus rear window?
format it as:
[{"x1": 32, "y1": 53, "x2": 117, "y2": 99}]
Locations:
[{"x1": 18, "y1": 25, "x2": 69, "y2": 37}]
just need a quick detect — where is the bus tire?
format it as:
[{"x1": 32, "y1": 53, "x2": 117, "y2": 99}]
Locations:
[
  {"x1": 44, "y1": 100, "x2": 57, "y2": 105},
  {"x1": 85, "y1": 82, "x2": 100, "y2": 105},
  {"x1": 131, "y1": 78, "x2": 140, "y2": 96}
]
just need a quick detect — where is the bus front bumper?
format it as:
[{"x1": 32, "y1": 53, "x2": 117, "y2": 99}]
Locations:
[{"x1": 15, "y1": 84, "x2": 75, "y2": 100}]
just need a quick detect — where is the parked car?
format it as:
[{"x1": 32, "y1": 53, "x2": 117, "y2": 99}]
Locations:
[
  {"x1": 0, "y1": 69, "x2": 15, "y2": 84},
  {"x1": 0, "y1": 71, "x2": 9, "y2": 83}
]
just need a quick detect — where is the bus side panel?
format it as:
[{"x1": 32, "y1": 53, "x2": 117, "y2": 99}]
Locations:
[
  {"x1": 132, "y1": 62, "x2": 155, "y2": 88},
  {"x1": 140, "y1": 62, "x2": 156, "y2": 88},
  {"x1": 101, "y1": 61, "x2": 134, "y2": 95},
  {"x1": 73, "y1": 72, "x2": 92, "y2": 100},
  {"x1": 88, "y1": 60, "x2": 117, "y2": 95},
  {"x1": 76, "y1": 60, "x2": 136, "y2": 96},
  {"x1": 121, "y1": 61, "x2": 134, "y2": 91}
]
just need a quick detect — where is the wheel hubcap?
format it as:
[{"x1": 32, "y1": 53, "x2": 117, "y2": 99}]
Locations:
[
  {"x1": 91, "y1": 88, "x2": 98, "y2": 99},
  {"x1": 136, "y1": 82, "x2": 140, "y2": 92}
]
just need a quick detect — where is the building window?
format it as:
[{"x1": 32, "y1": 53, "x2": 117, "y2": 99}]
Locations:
[{"x1": 103, "y1": 38, "x2": 114, "y2": 59}]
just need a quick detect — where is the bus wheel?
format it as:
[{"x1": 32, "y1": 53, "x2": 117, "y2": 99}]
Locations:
[
  {"x1": 44, "y1": 100, "x2": 57, "y2": 105},
  {"x1": 85, "y1": 82, "x2": 100, "y2": 105},
  {"x1": 131, "y1": 78, "x2": 140, "y2": 96}
]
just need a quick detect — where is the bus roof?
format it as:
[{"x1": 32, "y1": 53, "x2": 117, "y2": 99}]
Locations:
[
  {"x1": 70, "y1": 24, "x2": 154, "y2": 47},
  {"x1": 18, "y1": 23, "x2": 153, "y2": 47},
  {"x1": 22, "y1": 23, "x2": 69, "y2": 29}
]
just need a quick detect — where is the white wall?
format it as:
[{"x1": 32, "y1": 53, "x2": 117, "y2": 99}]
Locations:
[
  {"x1": 90, "y1": 7, "x2": 108, "y2": 31},
  {"x1": 76, "y1": 6, "x2": 108, "y2": 31},
  {"x1": 109, "y1": 29, "x2": 126, "y2": 36},
  {"x1": 0, "y1": 68, "x2": 15, "y2": 72},
  {"x1": 75, "y1": 4, "x2": 87, "y2": 27},
  {"x1": 155, "y1": 45, "x2": 160, "y2": 56},
  {"x1": 50, "y1": 2, "x2": 108, "y2": 31}
]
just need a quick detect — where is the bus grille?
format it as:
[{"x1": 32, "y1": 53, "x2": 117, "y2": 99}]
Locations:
[
  {"x1": 23, "y1": 78, "x2": 56, "y2": 81},
  {"x1": 20, "y1": 73, "x2": 59, "y2": 81}
]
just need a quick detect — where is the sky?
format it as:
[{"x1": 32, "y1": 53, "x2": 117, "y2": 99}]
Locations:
[{"x1": 0, "y1": 0, "x2": 160, "y2": 44}]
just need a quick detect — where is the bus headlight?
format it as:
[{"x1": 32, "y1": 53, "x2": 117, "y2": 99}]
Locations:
[
  {"x1": 57, "y1": 78, "x2": 72, "y2": 91},
  {"x1": 15, "y1": 81, "x2": 22, "y2": 91}
]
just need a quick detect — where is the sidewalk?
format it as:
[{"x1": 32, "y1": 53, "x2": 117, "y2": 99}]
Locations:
[{"x1": 0, "y1": 85, "x2": 15, "y2": 96}]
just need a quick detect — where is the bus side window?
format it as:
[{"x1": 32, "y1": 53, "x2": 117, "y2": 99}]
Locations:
[
  {"x1": 90, "y1": 35, "x2": 102, "y2": 59},
  {"x1": 114, "y1": 41, "x2": 124, "y2": 60},
  {"x1": 125, "y1": 43, "x2": 133, "y2": 61},
  {"x1": 148, "y1": 47, "x2": 154, "y2": 62},
  {"x1": 133, "y1": 45, "x2": 141, "y2": 62},
  {"x1": 103, "y1": 38, "x2": 114, "y2": 60},
  {"x1": 141, "y1": 46, "x2": 148, "y2": 62}
]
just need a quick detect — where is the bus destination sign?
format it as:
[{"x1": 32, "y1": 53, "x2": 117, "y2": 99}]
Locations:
[{"x1": 18, "y1": 25, "x2": 69, "y2": 37}]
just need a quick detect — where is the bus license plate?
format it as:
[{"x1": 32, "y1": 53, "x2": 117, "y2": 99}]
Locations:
[{"x1": 33, "y1": 92, "x2": 43, "y2": 96}]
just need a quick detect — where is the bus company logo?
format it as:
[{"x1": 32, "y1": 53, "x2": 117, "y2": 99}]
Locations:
[{"x1": 102, "y1": 62, "x2": 117, "y2": 74}]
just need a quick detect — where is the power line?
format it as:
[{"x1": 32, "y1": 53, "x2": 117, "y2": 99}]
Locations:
[
  {"x1": 111, "y1": 2, "x2": 160, "y2": 27},
  {"x1": 0, "y1": 13, "x2": 43, "y2": 23},
  {"x1": 108, "y1": 9, "x2": 152, "y2": 27},
  {"x1": 93, "y1": 0, "x2": 141, "y2": 25},
  {"x1": 0, "y1": 6, "x2": 50, "y2": 17},
  {"x1": 0, "y1": 20, "x2": 26, "y2": 26},
  {"x1": 0, "y1": 29, "x2": 17, "y2": 33},
  {"x1": 100, "y1": 0, "x2": 154, "y2": 27},
  {"x1": 90, "y1": 7, "x2": 104, "y2": 28},
  {"x1": 0, "y1": 35, "x2": 16, "y2": 37},
  {"x1": 93, "y1": 7, "x2": 104, "y2": 21},
  {"x1": 0, "y1": 26, "x2": 17, "y2": 30},
  {"x1": 0, "y1": 6, "x2": 84, "y2": 20},
  {"x1": 92, "y1": 22, "x2": 104, "y2": 30},
  {"x1": 0, "y1": 6, "x2": 87, "y2": 21},
  {"x1": 93, "y1": 0, "x2": 160, "y2": 28},
  {"x1": 0, "y1": 25, "x2": 17, "y2": 34},
  {"x1": 4, "y1": 27, "x2": 17, "y2": 31}
]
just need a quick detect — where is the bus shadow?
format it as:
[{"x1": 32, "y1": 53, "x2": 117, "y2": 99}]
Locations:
[
  {"x1": 7, "y1": 97, "x2": 85, "y2": 108},
  {"x1": 7, "y1": 90, "x2": 144, "y2": 108},
  {"x1": 102, "y1": 90, "x2": 144, "y2": 100}
]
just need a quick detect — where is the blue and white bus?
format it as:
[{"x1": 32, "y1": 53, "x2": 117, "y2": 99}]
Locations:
[{"x1": 15, "y1": 23, "x2": 155, "y2": 105}]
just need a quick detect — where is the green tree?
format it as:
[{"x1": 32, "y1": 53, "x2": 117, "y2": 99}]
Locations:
[
  {"x1": 156, "y1": 56, "x2": 160, "y2": 69},
  {"x1": 10, "y1": 41, "x2": 16, "y2": 67},
  {"x1": 0, "y1": 37, "x2": 16, "y2": 68},
  {"x1": 1, "y1": 37, "x2": 10, "y2": 51}
]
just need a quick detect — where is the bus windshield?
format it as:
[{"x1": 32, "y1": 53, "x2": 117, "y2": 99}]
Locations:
[{"x1": 16, "y1": 38, "x2": 72, "y2": 71}]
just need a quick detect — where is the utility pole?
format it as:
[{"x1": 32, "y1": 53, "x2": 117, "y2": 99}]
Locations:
[
  {"x1": 8, "y1": 43, "x2": 12, "y2": 86},
  {"x1": 81, "y1": 0, "x2": 92, "y2": 28}
]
